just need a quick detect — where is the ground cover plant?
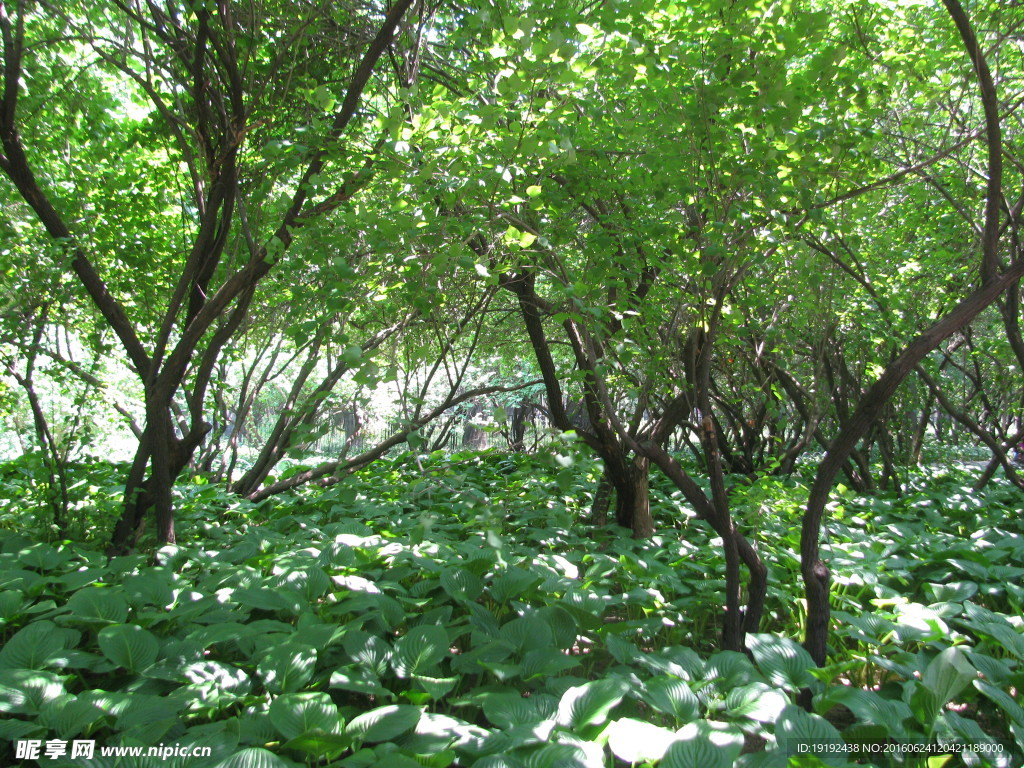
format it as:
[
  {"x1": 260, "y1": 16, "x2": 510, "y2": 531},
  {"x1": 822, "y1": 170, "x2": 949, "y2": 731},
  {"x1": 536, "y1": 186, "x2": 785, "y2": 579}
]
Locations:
[{"x1": 0, "y1": 451, "x2": 1021, "y2": 767}]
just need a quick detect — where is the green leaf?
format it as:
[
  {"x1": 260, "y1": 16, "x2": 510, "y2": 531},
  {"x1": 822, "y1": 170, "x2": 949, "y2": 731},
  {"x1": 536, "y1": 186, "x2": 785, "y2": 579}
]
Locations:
[
  {"x1": 36, "y1": 694, "x2": 106, "y2": 739},
  {"x1": 272, "y1": 567, "x2": 331, "y2": 602},
  {"x1": 911, "y1": 646, "x2": 976, "y2": 728},
  {"x1": 556, "y1": 677, "x2": 628, "y2": 730},
  {"x1": 473, "y1": 757, "x2": 528, "y2": 768},
  {"x1": 641, "y1": 675, "x2": 700, "y2": 722},
  {"x1": 500, "y1": 613, "x2": 554, "y2": 653},
  {"x1": 701, "y1": 650, "x2": 761, "y2": 696},
  {"x1": 257, "y1": 643, "x2": 318, "y2": 694},
  {"x1": 662, "y1": 721, "x2": 744, "y2": 768},
  {"x1": 0, "y1": 590, "x2": 22, "y2": 623},
  {"x1": 114, "y1": 692, "x2": 185, "y2": 733},
  {"x1": 520, "y1": 742, "x2": 597, "y2": 768},
  {"x1": 489, "y1": 567, "x2": 542, "y2": 604},
  {"x1": 774, "y1": 704, "x2": 847, "y2": 766},
  {"x1": 213, "y1": 747, "x2": 297, "y2": 768},
  {"x1": 0, "y1": 620, "x2": 79, "y2": 670},
  {"x1": 122, "y1": 570, "x2": 176, "y2": 608},
  {"x1": 814, "y1": 686, "x2": 910, "y2": 739},
  {"x1": 606, "y1": 717, "x2": 676, "y2": 763},
  {"x1": 520, "y1": 647, "x2": 581, "y2": 678},
  {"x1": 281, "y1": 731, "x2": 352, "y2": 759},
  {"x1": 537, "y1": 606, "x2": 578, "y2": 650},
  {"x1": 0, "y1": 717, "x2": 45, "y2": 740},
  {"x1": 97, "y1": 623, "x2": 160, "y2": 673},
  {"x1": 342, "y1": 631, "x2": 391, "y2": 675},
  {"x1": 440, "y1": 568, "x2": 483, "y2": 602},
  {"x1": 925, "y1": 581, "x2": 977, "y2": 604},
  {"x1": 725, "y1": 682, "x2": 789, "y2": 723},
  {"x1": 329, "y1": 666, "x2": 394, "y2": 699},
  {"x1": 268, "y1": 693, "x2": 341, "y2": 740},
  {"x1": 63, "y1": 586, "x2": 130, "y2": 625},
  {"x1": 482, "y1": 692, "x2": 556, "y2": 729},
  {"x1": 347, "y1": 704, "x2": 422, "y2": 743},
  {"x1": 746, "y1": 632, "x2": 816, "y2": 690},
  {"x1": 392, "y1": 625, "x2": 449, "y2": 678},
  {"x1": 0, "y1": 669, "x2": 66, "y2": 715},
  {"x1": 413, "y1": 674, "x2": 459, "y2": 701}
]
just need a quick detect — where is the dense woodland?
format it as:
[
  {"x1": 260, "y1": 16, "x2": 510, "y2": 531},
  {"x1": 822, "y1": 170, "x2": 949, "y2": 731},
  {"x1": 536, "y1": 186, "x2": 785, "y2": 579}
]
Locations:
[{"x1": 2, "y1": 0, "x2": 1024, "y2": 765}]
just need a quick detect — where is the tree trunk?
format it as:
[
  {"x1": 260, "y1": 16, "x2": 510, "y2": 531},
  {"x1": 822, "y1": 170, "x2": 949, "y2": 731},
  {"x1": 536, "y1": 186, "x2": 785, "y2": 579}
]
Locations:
[
  {"x1": 591, "y1": 470, "x2": 612, "y2": 526},
  {"x1": 802, "y1": 262, "x2": 1024, "y2": 668},
  {"x1": 604, "y1": 455, "x2": 654, "y2": 537}
]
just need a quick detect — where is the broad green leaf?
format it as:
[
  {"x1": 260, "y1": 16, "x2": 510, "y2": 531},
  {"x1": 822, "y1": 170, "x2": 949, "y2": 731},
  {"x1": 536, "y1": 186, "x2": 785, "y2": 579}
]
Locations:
[
  {"x1": 257, "y1": 643, "x2": 317, "y2": 694},
  {"x1": 440, "y1": 568, "x2": 483, "y2": 601},
  {"x1": 537, "y1": 606, "x2": 577, "y2": 650},
  {"x1": 63, "y1": 586, "x2": 130, "y2": 625},
  {"x1": 329, "y1": 666, "x2": 394, "y2": 699},
  {"x1": 606, "y1": 717, "x2": 676, "y2": 762},
  {"x1": 500, "y1": 613, "x2": 554, "y2": 653},
  {"x1": 268, "y1": 692, "x2": 341, "y2": 740},
  {"x1": 520, "y1": 741, "x2": 596, "y2": 768},
  {"x1": 16, "y1": 543, "x2": 71, "y2": 570},
  {"x1": 746, "y1": 633, "x2": 816, "y2": 690},
  {"x1": 911, "y1": 646, "x2": 976, "y2": 728},
  {"x1": 922, "y1": 647, "x2": 975, "y2": 704},
  {"x1": 0, "y1": 590, "x2": 22, "y2": 623},
  {"x1": 272, "y1": 566, "x2": 331, "y2": 602},
  {"x1": 520, "y1": 647, "x2": 581, "y2": 678},
  {"x1": 774, "y1": 704, "x2": 847, "y2": 766},
  {"x1": 392, "y1": 624, "x2": 448, "y2": 678},
  {"x1": 179, "y1": 660, "x2": 252, "y2": 698},
  {"x1": 36, "y1": 694, "x2": 106, "y2": 738},
  {"x1": 97, "y1": 623, "x2": 160, "y2": 673},
  {"x1": 469, "y1": 755, "x2": 527, "y2": 768},
  {"x1": 641, "y1": 675, "x2": 701, "y2": 723},
  {"x1": 122, "y1": 570, "x2": 176, "y2": 608},
  {"x1": 281, "y1": 732, "x2": 352, "y2": 759},
  {"x1": 489, "y1": 567, "x2": 542, "y2": 604},
  {"x1": 892, "y1": 602, "x2": 948, "y2": 643},
  {"x1": 342, "y1": 631, "x2": 391, "y2": 675},
  {"x1": 0, "y1": 717, "x2": 44, "y2": 740},
  {"x1": 644, "y1": 645, "x2": 705, "y2": 680},
  {"x1": 188, "y1": 622, "x2": 258, "y2": 649},
  {"x1": 925, "y1": 581, "x2": 977, "y2": 604},
  {"x1": 114, "y1": 693, "x2": 185, "y2": 732},
  {"x1": 556, "y1": 677, "x2": 628, "y2": 730},
  {"x1": 413, "y1": 674, "x2": 459, "y2": 700},
  {"x1": 0, "y1": 620, "x2": 79, "y2": 669},
  {"x1": 662, "y1": 721, "x2": 744, "y2": 768},
  {"x1": 213, "y1": 747, "x2": 296, "y2": 768},
  {"x1": 604, "y1": 633, "x2": 641, "y2": 664},
  {"x1": 725, "y1": 682, "x2": 789, "y2": 723},
  {"x1": 0, "y1": 669, "x2": 66, "y2": 715},
  {"x1": 701, "y1": 650, "x2": 761, "y2": 696},
  {"x1": 482, "y1": 692, "x2": 556, "y2": 729},
  {"x1": 814, "y1": 686, "x2": 910, "y2": 739},
  {"x1": 347, "y1": 704, "x2": 422, "y2": 743}
]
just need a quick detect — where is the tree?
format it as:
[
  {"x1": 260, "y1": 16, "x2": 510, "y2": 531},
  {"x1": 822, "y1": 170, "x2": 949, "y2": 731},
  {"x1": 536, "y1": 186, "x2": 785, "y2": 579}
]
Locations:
[
  {"x1": 1, "y1": 0, "x2": 416, "y2": 551},
  {"x1": 799, "y1": 0, "x2": 1024, "y2": 670}
]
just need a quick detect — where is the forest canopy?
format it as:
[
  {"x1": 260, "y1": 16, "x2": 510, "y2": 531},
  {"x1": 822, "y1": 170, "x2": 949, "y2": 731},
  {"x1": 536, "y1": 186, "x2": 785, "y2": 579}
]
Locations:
[{"x1": 2, "y1": 0, "x2": 1024, "y2": 766}]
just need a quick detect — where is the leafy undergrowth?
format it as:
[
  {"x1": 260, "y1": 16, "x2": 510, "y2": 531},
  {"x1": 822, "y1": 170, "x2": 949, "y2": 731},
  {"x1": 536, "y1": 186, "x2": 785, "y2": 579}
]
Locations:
[{"x1": 0, "y1": 452, "x2": 1022, "y2": 767}]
